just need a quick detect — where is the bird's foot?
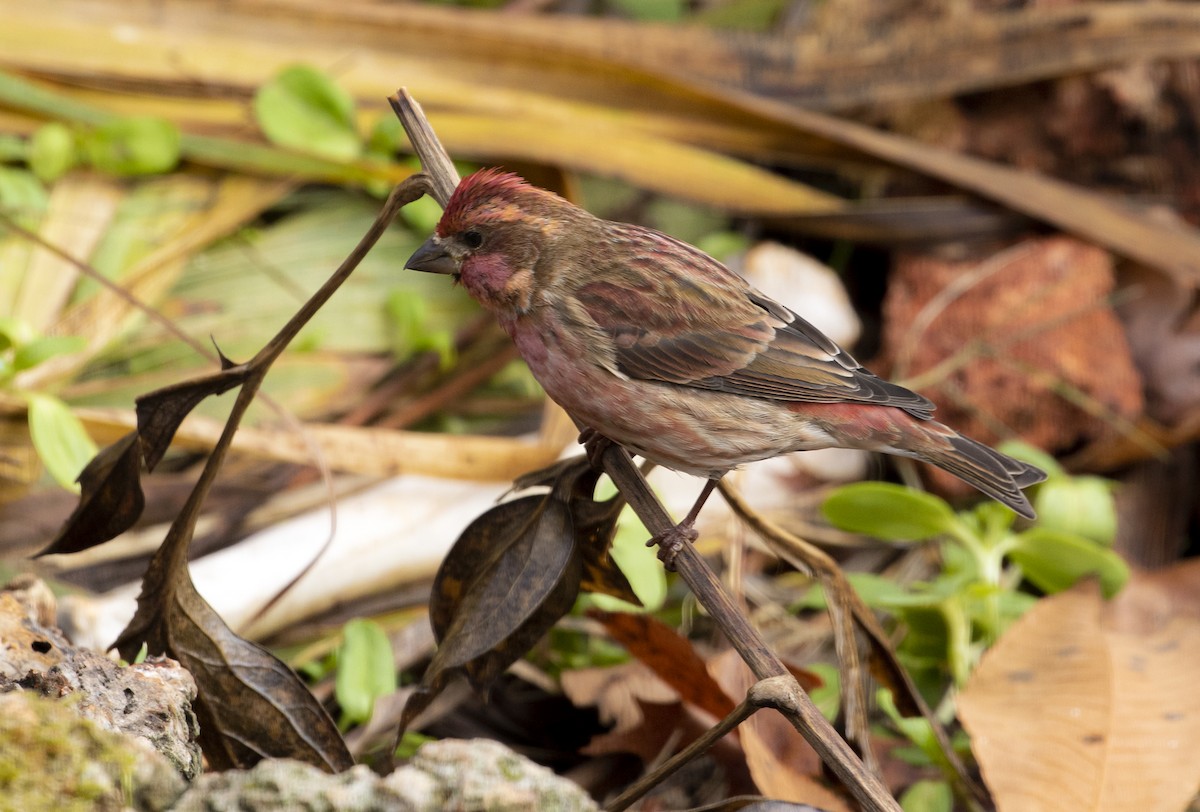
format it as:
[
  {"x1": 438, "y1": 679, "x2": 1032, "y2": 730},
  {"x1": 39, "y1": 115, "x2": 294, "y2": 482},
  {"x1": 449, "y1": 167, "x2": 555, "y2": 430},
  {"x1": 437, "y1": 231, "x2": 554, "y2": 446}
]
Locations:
[
  {"x1": 647, "y1": 522, "x2": 698, "y2": 572},
  {"x1": 578, "y1": 427, "x2": 614, "y2": 472}
]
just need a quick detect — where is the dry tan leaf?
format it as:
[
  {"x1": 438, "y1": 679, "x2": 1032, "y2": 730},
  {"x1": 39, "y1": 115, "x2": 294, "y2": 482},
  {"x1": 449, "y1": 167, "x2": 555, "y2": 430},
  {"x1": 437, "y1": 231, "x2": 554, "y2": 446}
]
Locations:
[
  {"x1": 958, "y1": 564, "x2": 1200, "y2": 812},
  {"x1": 708, "y1": 650, "x2": 851, "y2": 812},
  {"x1": 561, "y1": 662, "x2": 679, "y2": 734},
  {"x1": 75, "y1": 407, "x2": 566, "y2": 481},
  {"x1": 13, "y1": 174, "x2": 122, "y2": 334}
]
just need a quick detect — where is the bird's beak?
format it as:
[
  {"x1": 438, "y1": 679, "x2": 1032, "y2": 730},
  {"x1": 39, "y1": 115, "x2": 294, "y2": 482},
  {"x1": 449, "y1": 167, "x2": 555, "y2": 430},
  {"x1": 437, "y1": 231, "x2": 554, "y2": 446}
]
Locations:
[{"x1": 405, "y1": 237, "x2": 459, "y2": 275}]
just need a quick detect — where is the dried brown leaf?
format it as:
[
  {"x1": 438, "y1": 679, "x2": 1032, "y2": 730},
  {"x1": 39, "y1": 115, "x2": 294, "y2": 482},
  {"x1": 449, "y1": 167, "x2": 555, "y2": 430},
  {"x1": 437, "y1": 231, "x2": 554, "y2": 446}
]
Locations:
[
  {"x1": 114, "y1": 547, "x2": 351, "y2": 772},
  {"x1": 958, "y1": 563, "x2": 1200, "y2": 812},
  {"x1": 35, "y1": 432, "x2": 143, "y2": 557},
  {"x1": 589, "y1": 608, "x2": 735, "y2": 722},
  {"x1": 135, "y1": 369, "x2": 247, "y2": 472}
]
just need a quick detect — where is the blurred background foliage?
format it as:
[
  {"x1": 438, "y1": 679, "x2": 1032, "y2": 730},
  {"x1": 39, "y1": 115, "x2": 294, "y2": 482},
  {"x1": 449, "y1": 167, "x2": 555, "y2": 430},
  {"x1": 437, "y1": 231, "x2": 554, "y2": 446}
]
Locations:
[{"x1": 3, "y1": 1, "x2": 1200, "y2": 810}]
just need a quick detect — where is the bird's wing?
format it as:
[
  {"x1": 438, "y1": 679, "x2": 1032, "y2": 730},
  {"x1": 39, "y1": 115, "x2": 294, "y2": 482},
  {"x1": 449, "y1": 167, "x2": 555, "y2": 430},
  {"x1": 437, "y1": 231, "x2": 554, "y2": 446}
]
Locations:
[{"x1": 573, "y1": 227, "x2": 935, "y2": 417}]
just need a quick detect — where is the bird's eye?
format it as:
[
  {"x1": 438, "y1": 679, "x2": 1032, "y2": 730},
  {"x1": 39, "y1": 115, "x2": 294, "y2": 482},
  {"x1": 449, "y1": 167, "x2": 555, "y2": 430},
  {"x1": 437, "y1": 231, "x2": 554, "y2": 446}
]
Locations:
[{"x1": 462, "y1": 230, "x2": 484, "y2": 249}]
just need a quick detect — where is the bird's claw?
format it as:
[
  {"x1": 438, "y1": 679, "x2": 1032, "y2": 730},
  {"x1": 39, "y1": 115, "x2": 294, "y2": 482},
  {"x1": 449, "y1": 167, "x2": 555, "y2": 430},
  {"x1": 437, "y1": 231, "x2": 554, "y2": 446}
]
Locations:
[
  {"x1": 578, "y1": 427, "x2": 614, "y2": 473},
  {"x1": 647, "y1": 523, "x2": 698, "y2": 572}
]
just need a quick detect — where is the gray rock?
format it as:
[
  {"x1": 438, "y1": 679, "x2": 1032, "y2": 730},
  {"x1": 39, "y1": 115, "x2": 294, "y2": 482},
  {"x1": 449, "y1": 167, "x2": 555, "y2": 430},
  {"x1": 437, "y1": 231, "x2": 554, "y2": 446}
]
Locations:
[
  {"x1": 387, "y1": 738, "x2": 600, "y2": 812},
  {"x1": 172, "y1": 739, "x2": 599, "y2": 812},
  {"x1": 171, "y1": 760, "x2": 410, "y2": 812},
  {"x1": 0, "y1": 591, "x2": 203, "y2": 778}
]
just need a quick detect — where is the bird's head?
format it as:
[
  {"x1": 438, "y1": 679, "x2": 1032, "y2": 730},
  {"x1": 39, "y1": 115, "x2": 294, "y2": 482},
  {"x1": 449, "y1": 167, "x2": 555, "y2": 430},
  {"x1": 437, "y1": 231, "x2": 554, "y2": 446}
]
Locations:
[{"x1": 406, "y1": 168, "x2": 582, "y2": 314}]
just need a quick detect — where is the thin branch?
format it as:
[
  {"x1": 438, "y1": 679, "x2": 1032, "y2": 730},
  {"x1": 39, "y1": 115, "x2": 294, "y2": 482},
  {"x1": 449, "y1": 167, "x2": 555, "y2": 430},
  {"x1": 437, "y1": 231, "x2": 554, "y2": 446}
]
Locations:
[{"x1": 718, "y1": 480, "x2": 991, "y2": 810}]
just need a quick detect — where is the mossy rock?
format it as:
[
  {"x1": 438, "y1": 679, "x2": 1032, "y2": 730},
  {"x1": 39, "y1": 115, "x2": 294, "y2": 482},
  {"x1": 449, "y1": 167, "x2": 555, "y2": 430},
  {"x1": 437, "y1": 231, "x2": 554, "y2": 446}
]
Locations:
[{"x1": 0, "y1": 692, "x2": 186, "y2": 812}]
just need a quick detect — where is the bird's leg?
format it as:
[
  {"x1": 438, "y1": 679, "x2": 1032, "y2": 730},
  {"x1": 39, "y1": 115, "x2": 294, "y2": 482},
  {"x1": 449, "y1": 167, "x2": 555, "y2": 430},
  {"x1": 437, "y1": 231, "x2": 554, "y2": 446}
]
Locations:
[
  {"x1": 649, "y1": 478, "x2": 719, "y2": 571},
  {"x1": 578, "y1": 426, "x2": 614, "y2": 473}
]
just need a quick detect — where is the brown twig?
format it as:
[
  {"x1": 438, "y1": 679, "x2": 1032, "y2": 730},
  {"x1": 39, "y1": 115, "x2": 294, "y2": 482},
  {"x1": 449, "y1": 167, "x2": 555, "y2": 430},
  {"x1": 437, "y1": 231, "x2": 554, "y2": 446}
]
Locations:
[{"x1": 718, "y1": 480, "x2": 992, "y2": 810}]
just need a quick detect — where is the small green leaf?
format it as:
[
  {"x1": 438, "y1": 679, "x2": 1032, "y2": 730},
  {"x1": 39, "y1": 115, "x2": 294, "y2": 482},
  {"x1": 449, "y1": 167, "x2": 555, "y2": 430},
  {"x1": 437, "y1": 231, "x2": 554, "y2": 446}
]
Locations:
[
  {"x1": 0, "y1": 316, "x2": 36, "y2": 351},
  {"x1": 0, "y1": 166, "x2": 48, "y2": 217},
  {"x1": 394, "y1": 730, "x2": 436, "y2": 760},
  {"x1": 900, "y1": 779, "x2": 953, "y2": 812},
  {"x1": 586, "y1": 500, "x2": 667, "y2": 613},
  {"x1": 13, "y1": 335, "x2": 85, "y2": 372},
  {"x1": 335, "y1": 618, "x2": 397, "y2": 727},
  {"x1": 822, "y1": 482, "x2": 959, "y2": 541},
  {"x1": 254, "y1": 65, "x2": 361, "y2": 162},
  {"x1": 695, "y1": 231, "x2": 750, "y2": 261},
  {"x1": 1009, "y1": 528, "x2": 1129, "y2": 598},
  {"x1": 608, "y1": 0, "x2": 687, "y2": 21},
  {"x1": 968, "y1": 500, "x2": 1016, "y2": 545},
  {"x1": 1033, "y1": 475, "x2": 1117, "y2": 546},
  {"x1": 25, "y1": 392, "x2": 97, "y2": 492},
  {"x1": 877, "y1": 687, "x2": 939, "y2": 758},
  {"x1": 399, "y1": 193, "x2": 445, "y2": 236},
  {"x1": 365, "y1": 115, "x2": 404, "y2": 159},
  {"x1": 806, "y1": 662, "x2": 840, "y2": 722},
  {"x1": 82, "y1": 117, "x2": 180, "y2": 176},
  {"x1": 29, "y1": 123, "x2": 77, "y2": 182},
  {"x1": 998, "y1": 440, "x2": 1063, "y2": 479},
  {"x1": 0, "y1": 134, "x2": 27, "y2": 162}
]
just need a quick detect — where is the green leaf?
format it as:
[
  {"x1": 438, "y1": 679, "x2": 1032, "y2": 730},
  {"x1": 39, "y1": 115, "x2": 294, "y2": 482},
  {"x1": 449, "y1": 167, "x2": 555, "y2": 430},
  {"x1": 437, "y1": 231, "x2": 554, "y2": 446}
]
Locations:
[
  {"x1": 385, "y1": 288, "x2": 456, "y2": 369},
  {"x1": 13, "y1": 335, "x2": 85, "y2": 372},
  {"x1": 394, "y1": 730, "x2": 435, "y2": 760},
  {"x1": 694, "y1": 0, "x2": 789, "y2": 30},
  {"x1": 365, "y1": 115, "x2": 404, "y2": 160},
  {"x1": 877, "y1": 687, "x2": 939, "y2": 759},
  {"x1": 587, "y1": 478, "x2": 667, "y2": 613},
  {"x1": 694, "y1": 230, "x2": 750, "y2": 262},
  {"x1": 25, "y1": 392, "x2": 97, "y2": 492},
  {"x1": 806, "y1": 662, "x2": 840, "y2": 722},
  {"x1": 335, "y1": 618, "x2": 397, "y2": 727},
  {"x1": 0, "y1": 166, "x2": 48, "y2": 219},
  {"x1": 0, "y1": 316, "x2": 36, "y2": 351},
  {"x1": 82, "y1": 117, "x2": 180, "y2": 176},
  {"x1": 29, "y1": 122, "x2": 77, "y2": 182},
  {"x1": 822, "y1": 482, "x2": 959, "y2": 541},
  {"x1": 0, "y1": 134, "x2": 27, "y2": 162},
  {"x1": 900, "y1": 779, "x2": 953, "y2": 812},
  {"x1": 1033, "y1": 475, "x2": 1117, "y2": 546},
  {"x1": 998, "y1": 440, "x2": 1062, "y2": 479},
  {"x1": 1009, "y1": 528, "x2": 1129, "y2": 598},
  {"x1": 968, "y1": 500, "x2": 1016, "y2": 545},
  {"x1": 399, "y1": 193, "x2": 445, "y2": 236},
  {"x1": 254, "y1": 65, "x2": 361, "y2": 162},
  {"x1": 608, "y1": 0, "x2": 687, "y2": 21}
]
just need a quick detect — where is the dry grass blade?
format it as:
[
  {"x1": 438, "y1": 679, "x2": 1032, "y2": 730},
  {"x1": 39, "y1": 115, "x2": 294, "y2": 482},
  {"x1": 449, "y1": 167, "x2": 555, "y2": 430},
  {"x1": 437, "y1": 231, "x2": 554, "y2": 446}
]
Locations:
[
  {"x1": 0, "y1": 0, "x2": 843, "y2": 210},
  {"x1": 75, "y1": 407, "x2": 568, "y2": 481},
  {"x1": 7, "y1": 0, "x2": 1196, "y2": 283}
]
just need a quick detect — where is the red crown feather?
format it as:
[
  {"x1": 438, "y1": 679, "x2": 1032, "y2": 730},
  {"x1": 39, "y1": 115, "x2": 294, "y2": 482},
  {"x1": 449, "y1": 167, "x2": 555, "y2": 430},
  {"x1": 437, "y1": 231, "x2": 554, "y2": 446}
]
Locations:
[{"x1": 436, "y1": 168, "x2": 533, "y2": 237}]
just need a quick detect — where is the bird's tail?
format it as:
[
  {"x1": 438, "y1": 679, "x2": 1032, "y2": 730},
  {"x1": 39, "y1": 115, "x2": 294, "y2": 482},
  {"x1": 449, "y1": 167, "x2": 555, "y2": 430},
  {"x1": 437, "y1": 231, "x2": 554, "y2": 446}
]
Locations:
[{"x1": 905, "y1": 422, "x2": 1047, "y2": 520}]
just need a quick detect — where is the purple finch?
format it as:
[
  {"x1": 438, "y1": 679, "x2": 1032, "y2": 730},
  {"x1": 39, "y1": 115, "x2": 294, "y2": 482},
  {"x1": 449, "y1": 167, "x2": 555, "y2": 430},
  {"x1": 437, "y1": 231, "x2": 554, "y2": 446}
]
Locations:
[{"x1": 407, "y1": 169, "x2": 1046, "y2": 535}]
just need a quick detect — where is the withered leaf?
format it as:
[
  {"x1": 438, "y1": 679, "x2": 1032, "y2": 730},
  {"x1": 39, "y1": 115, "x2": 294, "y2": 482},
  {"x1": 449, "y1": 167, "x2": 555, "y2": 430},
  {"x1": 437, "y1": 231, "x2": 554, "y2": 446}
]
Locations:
[
  {"x1": 574, "y1": 489, "x2": 641, "y2": 606},
  {"x1": 589, "y1": 608, "x2": 735, "y2": 721},
  {"x1": 135, "y1": 367, "x2": 247, "y2": 471},
  {"x1": 114, "y1": 556, "x2": 352, "y2": 772},
  {"x1": 517, "y1": 455, "x2": 641, "y2": 605},
  {"x1": 36, "y1": 432, "x2": 145, "y2": 557},
  {"x1": 428, "y1": 490, "x2": 581, "y2": 679},
  {"x1": 401, "y1": 471, "x2": 589, "y2": 733}
]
